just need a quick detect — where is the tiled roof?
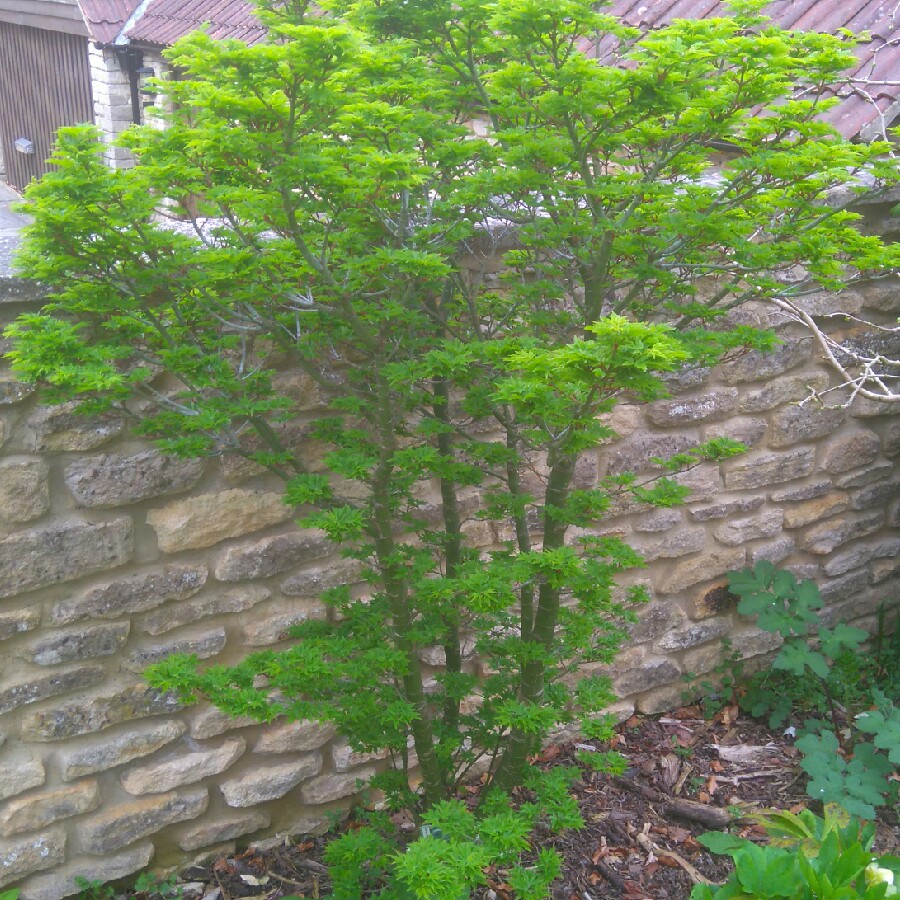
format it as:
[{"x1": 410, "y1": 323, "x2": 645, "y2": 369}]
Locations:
[
  {"x1": 589, "y1": 0, "x2": 900, "y2": 139},
  {"x1": 77, "y1": 0, "x2": 143, "y2": 43},
  {"x1": 111, "y1": 0, "x2": 900, "y2": 140},
  {"x1": 123, "y1": 0, "x2": 266, "y2": 47}
]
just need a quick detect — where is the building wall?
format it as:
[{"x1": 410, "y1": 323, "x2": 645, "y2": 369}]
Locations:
[
  {"x1": 88, "y1": 45, "x2": 167, "y2": 169},
  {"x1": 0, "y1": 259, "x2": 898, "y2": 897}
]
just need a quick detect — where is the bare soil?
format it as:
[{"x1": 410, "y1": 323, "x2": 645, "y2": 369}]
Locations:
[{"x1": 148, "y1": 707, "x2": 900, "y2": 900}]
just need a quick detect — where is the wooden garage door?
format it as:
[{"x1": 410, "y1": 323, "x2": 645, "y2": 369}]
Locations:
[{"x1": 0, "y1": 22, "x2": 94, "y2": 191}]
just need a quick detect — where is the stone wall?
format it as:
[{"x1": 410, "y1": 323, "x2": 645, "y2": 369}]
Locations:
[{"x1": 0, "y1": 265, "x2": 899, "y2": 898}]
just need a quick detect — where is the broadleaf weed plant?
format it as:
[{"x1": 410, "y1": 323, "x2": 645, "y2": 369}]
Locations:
[
  {"x1": 727, "y1": 561, "x2": 900, "y2": 818},
  {"x1": 692, "y1": 805, "x2": 900, "y2": 899}
]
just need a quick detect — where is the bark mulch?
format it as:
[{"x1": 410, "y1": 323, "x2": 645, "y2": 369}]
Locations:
[{"x1": 151, "y1": 706, "x2": 900, "y2": 900}]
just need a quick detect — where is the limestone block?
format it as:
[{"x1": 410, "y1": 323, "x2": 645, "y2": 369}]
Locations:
[
  {"x1": 800, "y1": 510, "x2": 883, "y2": 555},
  {"x1": 17, "y1": 842, "x2": 153, "y2": 900},
  {"x1": 177, "y1": 811, "x2": 270, "y2": 852},
  {"x1": 821, "y1": 430, "x2": 881, "y2": 474},
  {"x1": 605, "y1": 433, "x2": 697, "y2": 476},
  {"x1": 121, "y1": 737, "x2": 246, "y2": 795},
  {"x1": 332, "y1": 742, "x2": 393, "y2": 773},
  {"x1": 870, "y1": 557, "x2": 900, "y2": 584},
  {"x1": 770, "y1": 480, "x2": 833, "y2": 502},
  {"x1": 21, "y1": 683, "x2": 182, "y2": 741},
  {"x1": 724, "y1": 448, "x2": 815, "y2": 490},
  {"x1": 23, "y1": 403, "x2": 123, "y2": 452},
  {"x1": 0, "y1": 748, "x2": 45, "y2": 801},
  {"x1": 0, "y1": 665, "x2": 104, "y2": 715},
  {"x1": 148, "y1": 490, "x2": 292, "y2": 552},
  {"x1": 792, "y1": 289, "x2": 864, "y2": 316},
  {"x1": 220, "y1": 454, "x2": 268, "y2": 483},
  {"x1": 572, "y1": 451, "x2": 599, "y2": 490},
  {"x1": 822, "y1": 537, "x2": 900, "y2": 577},
  {"x1": 883, "y1": 420, "x2": 900, "y2": 457},
  {"x1": 748, "y1": 536, "x2": 796, "y2": 565},
  {"x1": 680, "y1": 643, "x2": 727, "y2": 677},
  {"x1": 850, "y1": 479, "x2": 900, "y2": 510},
  {"x1": 80, "y1": 790, "x2": 208, "y2": 854},
  {"x1": 628, "y1": 602, "x2": 683, "y2": 644},
  {"x1": 647, "y1": 389, "x2": 738, "y2": 426},
  {"x1": 890, "y1": 497, "x2": 900, "y2": 528},
  {"x1": 835, "y1": 462, "x2": 894, "y2": 488},
  {"x1": 658, "y1": 547, "x2": 746, "y2": 594},
  {"x1": 704, "y1": 416, "x2": 767, "y2": 447},
  {"x1": 143, "y1": 585, "x2": 269, "y2": 635},
  {"x1": 299, "y1": 767, "x2": 378, "y2": 806},
  {"x1": 821, "y1": 582, "x2": 900, "y2": 628},
  {"x1": 636, "y1": 683, "x2": 687, "y2": 715},
  {"x1": 819, "y1": 570, "x2": 870, "y2": 604},
  {"x1": 25, "y1": 622, "x2": 129, "y2": 665},
  {"x1": 662, "y1": 363, "x2": 711, "y2": 394},
  {"x1": 272, "y1": 370, "x2": 326, "y2": 410},
  {"x1": 123, "y1": 627, "x2": 226, "y2": 674},
  {"x1": 689, "y1": 496, "x2": 764, "y2": 522},
  {"x1": 281, "y1": 561, "x2": 361, "y2": 597},
  {"x1": 615, "y1": 658, "x2": 681, "y2": 697},
  {"x1": 0, "y1": 377, "x2": 35, "y2": 405},
  {"x1": 633, "y1": 527, "x2": 705, "y2": 562},
  {"x1": 719, "y1": 338, "x2": 812, "y2": 384},
  {"x1": 728, "y1": 629, "x2": 783, "y2": 663},
  {"x1": 220, "y1": 755, "x2": 322, "y2": 807},
  {"x1": 782, "y1": 493, "x2": 849, "y2": 529},
  {"x1": 674, "y1": 463, "x2": 722, "y2": 502},
  {"x1": 0, "y1": 459, "x2": 50, "y2": 523},
  {"x1": 0, "y1": 829, "x2": 65, "y2": 888},
  {"x1": 598, "y1": 404, "x2": 642, "y2": 440},
  {"x1": 738, "y1": 373, "x2": 829, "y2": 413},
  {"x1": 64, "y1": 450, "x2": 203, "y2": 507},
  {"x1": 714, "y1": 510, "x2": 783, "y2": 546},
  {"x1": 51, "y1": 564, "x2": 208, "y2": 625},
  {"x1": 0, "y1": 780, "x2": 100, "y2": 837},
  {"x1": 692, "y1": 582, "x2": 739, "y2": 619},
  {"x1": 632, "y1": 509, "x2": 682, "y2": 533},
  {"x1": 188, "y1": 706, "x2": 258, "y2": 740},
  {"x1": 768, "y1": 406, "x2": 848, "y2": 449},
  {"x1": 214, "y1": 530, "x2": 331, "y2": 581},
  {"x1": 254, "y1": 719, "x2": 338, "y2": 754},
  {"x1": 241, "y1": 603, "x2": 327, "y2": 646},
  {"x1": 850, "y1": 398, "x2": 898, "y2": 418},
  {"x1": 59, "y1": 720, "x2": 186, "y2": 780},
  {"x1": 655, "y1": 618, "x2": 731, "y2": 653},
  {"x1": 0, "y1": 518, "x2": 133, "y2": 600},
  {"x1": 0, "y1": 607, "x2": 40, "y2": 641},
  {"x1": 858, "y1": 276, "x2": 900, "y2": 312}
]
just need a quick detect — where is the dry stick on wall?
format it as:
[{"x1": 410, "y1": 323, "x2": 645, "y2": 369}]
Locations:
[{"x1": 773, "y1": 296, "x2": 900, "y2": 405}]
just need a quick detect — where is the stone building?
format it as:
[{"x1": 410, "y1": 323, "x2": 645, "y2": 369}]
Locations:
[
  {"x1": 0, "y1": 0, "x2": 898, "y2": 191},
  {"x1": 0, "y1": 0, "x2": 261, "y2": 191}
]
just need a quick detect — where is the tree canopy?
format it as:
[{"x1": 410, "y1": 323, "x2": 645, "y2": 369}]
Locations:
[{"x1": 6, "y1": 0, "x2": 900, "y2": 892}]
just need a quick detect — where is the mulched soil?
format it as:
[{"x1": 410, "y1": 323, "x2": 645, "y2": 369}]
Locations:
[{"x1": 145, "y1": 707, "x2": 900, "y2": 900}]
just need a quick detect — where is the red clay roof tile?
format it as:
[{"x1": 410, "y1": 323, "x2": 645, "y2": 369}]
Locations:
[
  {"x1": 592, "y1": 0, "x2": 900, "y2": 139},
  {"x1": 124, "y1": 0, "x2": 265, "y2": 47},
  {"x1": 78, "y1": 0, "x2": 143, "y2": 43}
]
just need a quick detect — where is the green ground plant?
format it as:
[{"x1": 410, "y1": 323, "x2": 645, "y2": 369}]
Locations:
[
  {"x1": 6, "y1": 0, "x2": 900, "y2": 894},
  {"x1": 727, "y1": 562, "x2": 900, "y2": 818},
  {"x1": 691, "y1": 806, "x2": 900, "y2": 899}
]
